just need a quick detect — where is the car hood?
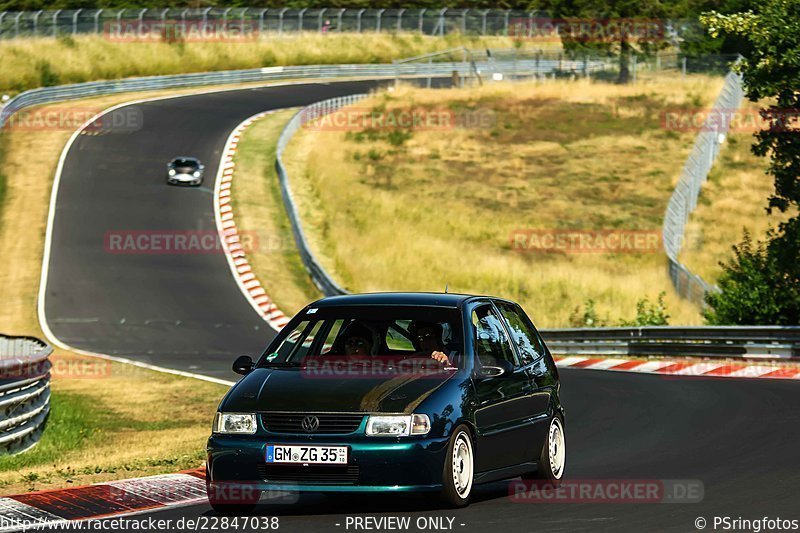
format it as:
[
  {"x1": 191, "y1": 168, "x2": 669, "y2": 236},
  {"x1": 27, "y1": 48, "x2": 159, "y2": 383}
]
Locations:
[{"x1": 222, "y1": 367, "x2": 458, "y2": 414}]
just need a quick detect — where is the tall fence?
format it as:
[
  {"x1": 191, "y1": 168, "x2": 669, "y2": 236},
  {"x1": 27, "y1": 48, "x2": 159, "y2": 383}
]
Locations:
[
  {"x1": 661, "y1": 67, "x2": 745, "y2": 306},
  {"x1": 0, "y1": 335, "x2": 52, "y2": 454},
  {"x1": 0, "y1": 8, "x2": 654, "y2": 39}
]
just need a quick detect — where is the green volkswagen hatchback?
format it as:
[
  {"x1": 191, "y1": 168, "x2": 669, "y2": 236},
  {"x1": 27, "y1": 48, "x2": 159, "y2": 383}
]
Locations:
[{"x1": 206, "y1": 293, "x2": 565, "y2": 512}]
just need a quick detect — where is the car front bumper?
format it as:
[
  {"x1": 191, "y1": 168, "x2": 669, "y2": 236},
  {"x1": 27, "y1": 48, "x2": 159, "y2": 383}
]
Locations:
[
  {"x1": 167, "y1": 174, "x2": 202, "y2": 185},
  {"x1": 207, "y1": 434, "x2": 450, "y2": 493}
]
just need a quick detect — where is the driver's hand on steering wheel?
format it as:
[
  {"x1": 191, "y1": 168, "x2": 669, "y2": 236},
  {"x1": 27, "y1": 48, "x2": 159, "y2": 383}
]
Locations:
[{"x1": 430, "y1": 351, "x2": 450, "y2": 364}]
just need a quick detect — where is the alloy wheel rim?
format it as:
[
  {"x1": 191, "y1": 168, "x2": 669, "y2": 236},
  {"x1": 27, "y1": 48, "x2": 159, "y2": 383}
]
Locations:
[
  {"x1": 548, "y1": 417, "x2": 566, "y2": 479},
  {"x1": 451, "y1": 431, "x2": 473, "y2": 497}
]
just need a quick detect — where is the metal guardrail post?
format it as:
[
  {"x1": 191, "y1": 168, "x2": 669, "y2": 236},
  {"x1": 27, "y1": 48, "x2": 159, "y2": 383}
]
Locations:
[
  {"x1": 278, "y1": 8, "x2": 287, "y2": 33},
  {"x1": 356, "y1": 9, "x2": 364, "y2": 33},
  {"x1": 72, "y1": 9, "x2": 81, "y2": 35},
  {"x1": 376, "y1": 9, "x2": 385, "y2": 32},
  {"x1": 33, "y1": 10, "x2": 42, "y2": 36},
  {"x1": 51, "y1": 9, "x2": 60, "y2": 36}
]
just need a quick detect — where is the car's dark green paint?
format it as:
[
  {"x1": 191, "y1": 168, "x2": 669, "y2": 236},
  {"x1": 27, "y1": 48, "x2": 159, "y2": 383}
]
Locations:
[{"x1": 206, "y1": 293, "x2": 564, "y2": 502}]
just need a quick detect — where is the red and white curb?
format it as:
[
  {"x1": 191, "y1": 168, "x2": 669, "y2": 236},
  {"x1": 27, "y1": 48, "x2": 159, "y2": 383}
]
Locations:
[
  {"x1": 214, "y1": 110, "x2": 292, "y2": 332},
  {"x1": 0, "y1": 469, "x2": 206, "y2": 530},
  {"x1": 554, "y1": 355, "x2": 800, "y2": 380}
]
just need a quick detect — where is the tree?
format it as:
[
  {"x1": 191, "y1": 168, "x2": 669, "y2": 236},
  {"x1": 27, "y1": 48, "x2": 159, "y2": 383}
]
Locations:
[
  {"x1": 700, "y1": 0, "x2": 800, "y2": 324},
  {"x1": 531, "y1": 0, "x2": 672, "y2": 83},
  {"x1": 704, "y1": 232, "x2": 800, "y2": 324}
]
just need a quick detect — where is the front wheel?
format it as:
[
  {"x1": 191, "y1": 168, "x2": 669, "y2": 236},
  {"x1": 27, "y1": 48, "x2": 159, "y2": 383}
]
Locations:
[{"x1": 440, "y1": 425, "x2": 474, "y2": 508}]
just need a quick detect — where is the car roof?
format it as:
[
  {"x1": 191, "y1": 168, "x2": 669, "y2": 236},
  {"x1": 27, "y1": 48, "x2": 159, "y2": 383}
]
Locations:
[
  {"x1": 308, "y1": 292, "x2": 488, "y2": 309},
  {"x1": 170, "y1": 157, "x2": 199, "y2": 163}
]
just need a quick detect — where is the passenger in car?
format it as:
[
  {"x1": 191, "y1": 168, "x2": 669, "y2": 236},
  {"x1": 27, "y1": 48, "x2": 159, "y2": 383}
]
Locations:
[{"x1": 409, "y1": 321, "x2": 453, "y2": 366}]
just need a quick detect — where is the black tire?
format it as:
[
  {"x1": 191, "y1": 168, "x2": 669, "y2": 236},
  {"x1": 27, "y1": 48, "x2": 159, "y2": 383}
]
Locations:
[
  {"x1": 523, "y1": 414, "x2": 566, "y2": 483},
  {"x1": 440, "y1": 425, "x2": 475, "y2": 508}
]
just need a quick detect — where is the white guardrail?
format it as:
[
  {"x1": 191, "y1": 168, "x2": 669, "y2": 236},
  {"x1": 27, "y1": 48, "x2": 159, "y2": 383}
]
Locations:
[
  {"x1": 0, "y1": 335, "x2": 52, "y2": 454},
  {"x1": 0, "y1": 52, "x2": 612, "y2": 129}
]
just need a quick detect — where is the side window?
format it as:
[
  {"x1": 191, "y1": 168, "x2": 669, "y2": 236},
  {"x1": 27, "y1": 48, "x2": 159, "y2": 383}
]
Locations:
[
  {"x1": 386, "y1": 320, "x2": 415, "y2": 351},
  {"x1": 496, "y1": 302, "x2": 544, "y2": 366},
  {"x1": 471, "y1": 305, "x2": 519, "y2": 367}
]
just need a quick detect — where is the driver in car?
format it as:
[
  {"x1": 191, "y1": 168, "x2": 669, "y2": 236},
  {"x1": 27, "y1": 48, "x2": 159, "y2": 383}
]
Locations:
[
  {"x1": 409, "y1": 321, "x2": 453, "y2": 366},
  {"x1": 341, "y1": 322, "x2": 375, "y2": 356}
]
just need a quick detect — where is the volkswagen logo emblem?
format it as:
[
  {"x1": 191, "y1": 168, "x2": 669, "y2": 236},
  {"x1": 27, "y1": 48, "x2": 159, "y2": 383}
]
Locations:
[{"x1": 301, "y1": 415, "x2": 320, "y2": 433}]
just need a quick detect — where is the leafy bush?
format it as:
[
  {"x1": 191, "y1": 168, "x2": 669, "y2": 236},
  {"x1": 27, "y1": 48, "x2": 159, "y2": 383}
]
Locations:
[
  {"x1": 568, "y1": 299, "x2": 607, "y2": 328},
  {"x1": 704, "y1": 232, "x2": 800, "y2": 325},
  {"x1": 619, "y1": 292, "x2": 670, "y2": 326}
]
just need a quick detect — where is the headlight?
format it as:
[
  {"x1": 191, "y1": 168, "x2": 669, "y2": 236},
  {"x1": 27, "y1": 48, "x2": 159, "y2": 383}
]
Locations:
[
  {"x1": 212, "y1": 412, "x2": 257, "y2": 434},
  {"x1": 193, "y1": 171, "x2": 201, "y2": 177},
  {"x1": 168, "y1": 169, "x2": 176, "y2": 176},
  {"x1": 366, "y1": 414, "x2": 430, "y2": 436}
]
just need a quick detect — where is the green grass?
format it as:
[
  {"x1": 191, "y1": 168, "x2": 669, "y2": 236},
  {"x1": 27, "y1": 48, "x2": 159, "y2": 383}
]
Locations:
[
  {"x1": 0, "y1": 355, "x2": 226, "y2": 495},
  {"x1": 0, "y1": 391, "x2": 100, "y2": 472}
]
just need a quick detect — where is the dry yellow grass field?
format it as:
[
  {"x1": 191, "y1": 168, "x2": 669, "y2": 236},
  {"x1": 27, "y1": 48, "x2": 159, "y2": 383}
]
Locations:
[
  {"x1": 1, "y1": 33, "x2": 529, "y2": 94},
  {"x1": 280, "y1": 75, "x2": 735, "y2": 327}
]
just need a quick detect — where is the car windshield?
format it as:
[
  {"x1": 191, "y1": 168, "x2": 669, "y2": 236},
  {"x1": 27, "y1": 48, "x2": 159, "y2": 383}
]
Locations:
[
  {"x1": 172, "y1": 159, "x2": 198, "y2": 168},
  {"x1": 259, "y1": 305, "x2": 465, "y2": 369}
]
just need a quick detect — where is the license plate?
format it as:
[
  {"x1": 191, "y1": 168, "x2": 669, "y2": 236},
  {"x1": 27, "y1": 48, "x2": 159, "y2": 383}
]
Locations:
[{"x1": 266, "y1": 445, "x2": 348, "y2": 464}]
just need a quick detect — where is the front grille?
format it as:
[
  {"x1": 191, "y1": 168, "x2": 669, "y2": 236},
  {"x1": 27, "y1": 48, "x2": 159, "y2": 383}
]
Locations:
[
  {"x1": 257, "y1": 464, "x2": 360, "y2": 485},
  {"x1": 261, "y1": 413, "x2": 364, "y2": 434}
]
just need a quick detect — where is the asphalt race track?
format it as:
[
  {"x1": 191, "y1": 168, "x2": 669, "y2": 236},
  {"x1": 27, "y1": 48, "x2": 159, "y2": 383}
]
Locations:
[
  {"x1": 87, "y1": 369, "x2": 800, "y2": 532},
  {"x1": 44, "y1": 80, "x2": 388, "y2": 380},
  {"x1": 45, "y1": 81, "x2": 800, "y2": 531}
]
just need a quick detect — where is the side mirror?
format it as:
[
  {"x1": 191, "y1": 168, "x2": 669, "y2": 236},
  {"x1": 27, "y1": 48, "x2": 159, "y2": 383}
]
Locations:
[
  {"x1": 476, "y1": 358, "x2": 514, "y2": 379},
  {"x1": 232, "y1": 355, "x2": 254, "y2": 375}
]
